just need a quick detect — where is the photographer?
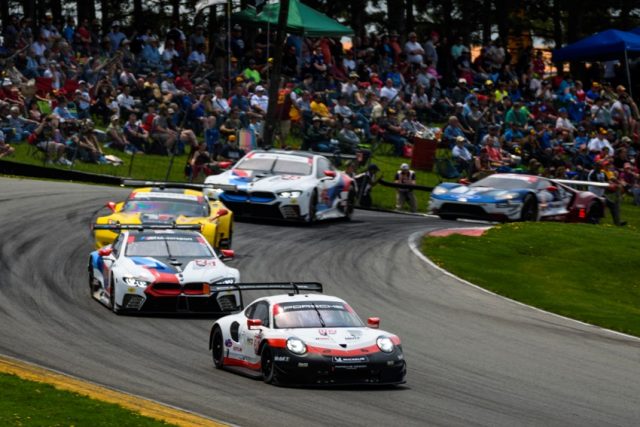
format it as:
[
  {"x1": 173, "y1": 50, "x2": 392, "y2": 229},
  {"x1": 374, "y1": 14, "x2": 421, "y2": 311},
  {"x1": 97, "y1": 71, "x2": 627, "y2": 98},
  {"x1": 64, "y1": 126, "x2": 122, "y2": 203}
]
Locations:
[{"x1": 394, "y1": 163, "x2": 417, "y2": 212}]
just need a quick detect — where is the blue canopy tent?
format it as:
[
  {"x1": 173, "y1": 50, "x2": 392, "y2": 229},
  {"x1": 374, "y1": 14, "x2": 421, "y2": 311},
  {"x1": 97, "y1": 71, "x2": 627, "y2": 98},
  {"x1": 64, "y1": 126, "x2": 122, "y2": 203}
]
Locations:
[{"x1": 553, "y1": 30, "x2": 640, "y2": 97}]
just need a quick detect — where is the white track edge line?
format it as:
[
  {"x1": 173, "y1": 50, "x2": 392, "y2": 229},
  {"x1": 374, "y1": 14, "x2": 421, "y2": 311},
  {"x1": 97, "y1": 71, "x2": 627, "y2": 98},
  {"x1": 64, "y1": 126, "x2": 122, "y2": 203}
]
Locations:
[{"x1": 408, "y1": 230, "x2": 640, "y2": 343}]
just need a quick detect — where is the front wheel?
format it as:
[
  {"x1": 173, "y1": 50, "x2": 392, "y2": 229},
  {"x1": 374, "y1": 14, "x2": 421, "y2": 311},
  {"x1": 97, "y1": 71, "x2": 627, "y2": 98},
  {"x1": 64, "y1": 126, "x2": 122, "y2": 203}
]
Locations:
[
  {"x1": 520, "y1": 195, "x2": 539, "y2": 221},
  {"x1": 211, "y1": 328, "x2": 224, "y2": 369},
  {"x1": 261, "y1": 346, "x2": 278, "y2": 384},
  {"x1": 306, "y1": 190, "x2": 317, "y2": 224},
  {"x1": 344, "y1": 188, "x2": 356, "y2": 220},
  {"x1": 110, "y1": 279, "x2": 121, "y2": 314}
]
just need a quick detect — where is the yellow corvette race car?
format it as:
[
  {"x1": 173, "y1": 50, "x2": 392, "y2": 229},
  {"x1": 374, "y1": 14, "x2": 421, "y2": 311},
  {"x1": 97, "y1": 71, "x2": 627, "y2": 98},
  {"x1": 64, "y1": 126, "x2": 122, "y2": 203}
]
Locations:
[{"x1": 93, "y1": 186, "x2": 233, "y2": 251}]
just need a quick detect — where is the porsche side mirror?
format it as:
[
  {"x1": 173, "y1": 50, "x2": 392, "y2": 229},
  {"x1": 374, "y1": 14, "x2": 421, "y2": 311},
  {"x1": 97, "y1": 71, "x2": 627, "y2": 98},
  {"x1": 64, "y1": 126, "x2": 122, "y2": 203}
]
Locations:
[
  {"x1": 323, "y1": 170, "x2": 337, "y2": 178},
  {"x1": 98, "y1": 247, "x2": 113, "y2": 257},
  {"x1": 247, "y1": 318, "x2": 262, "y2": 330},
  {"x1": 220, "y1": 249, "x2": 235, "y2": 260},
  {"x1": 546, "y1": 186, "x2": 558, "y2": 192},
  {"x1": 106, "y1": 201, "x2": 117, "y2": 212},
  {"x1": 459, "y1": 178, "x2": 471, "y2": 185},
  {"x1": 219, "y1": 161, "x2": 232, "y2": 169},
  {"x1": 367, "y1": 317, "x2": 380, "y2": 329}
]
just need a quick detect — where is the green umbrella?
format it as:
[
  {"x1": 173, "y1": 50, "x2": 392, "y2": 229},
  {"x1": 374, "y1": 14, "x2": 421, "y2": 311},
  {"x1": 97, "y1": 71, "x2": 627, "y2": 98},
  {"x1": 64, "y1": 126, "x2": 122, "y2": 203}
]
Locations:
[{"x1": 233, "y1": 0, "x2": 353, "y2": 37}]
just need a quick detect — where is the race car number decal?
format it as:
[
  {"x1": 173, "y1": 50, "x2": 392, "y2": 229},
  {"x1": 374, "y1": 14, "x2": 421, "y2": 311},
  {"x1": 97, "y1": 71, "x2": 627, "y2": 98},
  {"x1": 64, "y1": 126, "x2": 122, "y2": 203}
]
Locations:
[{"x1": 195, "y1": 259, "x2": 216, "y2": 267}]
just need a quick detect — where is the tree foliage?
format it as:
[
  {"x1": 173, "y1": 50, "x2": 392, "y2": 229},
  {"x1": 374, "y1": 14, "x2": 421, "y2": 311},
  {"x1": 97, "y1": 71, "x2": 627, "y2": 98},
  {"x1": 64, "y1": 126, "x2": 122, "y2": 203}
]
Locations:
[{"x1": 1, "y1": 0, "x2": 639, "y2": 48}]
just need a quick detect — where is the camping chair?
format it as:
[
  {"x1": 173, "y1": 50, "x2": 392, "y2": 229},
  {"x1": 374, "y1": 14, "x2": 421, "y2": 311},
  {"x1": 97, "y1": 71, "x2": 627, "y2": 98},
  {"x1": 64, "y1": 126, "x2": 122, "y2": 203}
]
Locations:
[{"x1": 434, "y1": 157, "x2": 461, "y2": 182}]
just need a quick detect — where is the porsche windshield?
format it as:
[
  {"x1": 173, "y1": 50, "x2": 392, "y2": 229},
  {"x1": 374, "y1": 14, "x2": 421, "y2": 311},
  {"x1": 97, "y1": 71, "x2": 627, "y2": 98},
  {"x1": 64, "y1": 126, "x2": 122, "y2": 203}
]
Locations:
[
  {"x1": 273, "y1": 301, "x2": 363, "y2": 329},
  {"x1": 470, "y1": 176, "x2": 537, "y2": 190},
  {"x1": 125, "y1": 235, "x2": 213, "y2": 257},
  {"x1": 235, "y1": 157, "x2": 312, "y2": 176},
  {"x1": 122, "y1": 199, "x2": 209, "y2": 217}
]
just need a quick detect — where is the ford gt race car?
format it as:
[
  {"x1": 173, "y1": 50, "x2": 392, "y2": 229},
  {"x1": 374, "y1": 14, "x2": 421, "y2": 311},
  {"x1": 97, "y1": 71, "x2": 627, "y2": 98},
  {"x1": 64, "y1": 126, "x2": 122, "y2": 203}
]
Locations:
[
  {"x1": 428, "y1": 173, "x2": 605, "y2": 223},
  {"x1": 208, "y1": 283, "x2": 406, "y2": 386},
  {"x1": 89, "y1": 225, "x2": 240, "y2": 314},
  {"x1": 203, "y1": 150, "x2": 355, "y2": 222},
  {"x1": 93, "y1": 184, "x2": 233, "y2": 250}
]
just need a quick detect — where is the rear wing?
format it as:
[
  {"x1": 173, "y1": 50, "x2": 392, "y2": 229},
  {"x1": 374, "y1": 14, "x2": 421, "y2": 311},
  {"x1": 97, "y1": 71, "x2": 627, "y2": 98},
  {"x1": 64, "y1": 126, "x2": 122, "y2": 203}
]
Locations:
[
  {"x1": 121, "y1": 179, "x2": 237, "y2": 192},
  {"x1": 553, "y1": 179, "x2": 610, "y2": 188},
  {"x1": 92, "y1": 223, "x2": 203, "y2": 231},
  {"x1": 210, "y1": 282, "x2": 323, "y2": 310}
]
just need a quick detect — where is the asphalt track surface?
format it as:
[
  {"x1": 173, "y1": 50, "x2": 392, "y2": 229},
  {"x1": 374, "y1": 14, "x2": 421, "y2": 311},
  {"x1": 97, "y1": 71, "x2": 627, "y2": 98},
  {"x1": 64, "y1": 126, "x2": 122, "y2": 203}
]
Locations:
[{"x1": 1, "y1": 177, "x2": 639, "y2": 426}]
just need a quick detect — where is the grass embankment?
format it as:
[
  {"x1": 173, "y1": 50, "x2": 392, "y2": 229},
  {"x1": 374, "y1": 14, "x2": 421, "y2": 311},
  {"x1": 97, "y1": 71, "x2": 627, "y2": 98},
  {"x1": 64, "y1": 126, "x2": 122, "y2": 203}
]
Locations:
[
  {"x1": 423, "y1": 222, "x2": 640, "y2": 336},
  {"x1": 7, "y1": 143, "x2": 190, "y2": 182},
  {"x1": 0, "y1": 373, "x2": 174, "y2": 426}
]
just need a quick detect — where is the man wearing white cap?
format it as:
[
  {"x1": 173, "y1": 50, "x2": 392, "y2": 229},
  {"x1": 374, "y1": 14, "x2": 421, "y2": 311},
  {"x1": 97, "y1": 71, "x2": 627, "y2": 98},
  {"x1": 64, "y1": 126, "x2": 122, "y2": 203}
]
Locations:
[
  {"x1": 394, "y1": 163, "x2": 417, "y2": 212},
  {"x1": 250, "y1": 85, "x2": 269, "y2": 117}
]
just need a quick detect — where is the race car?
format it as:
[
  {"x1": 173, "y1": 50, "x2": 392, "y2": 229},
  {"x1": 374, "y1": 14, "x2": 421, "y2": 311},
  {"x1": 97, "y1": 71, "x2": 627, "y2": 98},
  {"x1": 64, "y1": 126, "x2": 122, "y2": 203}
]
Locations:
[
  {"x1": 93, "y1": 184, "x2": 233, "y2": 250},
  {"x1": 88, "y1": 225, "x2": 240, "y2": 314},
  {"x1": 203, "y1": 150, "x2": 355, "y2": 222},
  {"x1": 208, "y1": 283, "x2": 406, "y2": 386},
  {"x1": 428, "y1": 173, "x2": 605, "y2": 223}
]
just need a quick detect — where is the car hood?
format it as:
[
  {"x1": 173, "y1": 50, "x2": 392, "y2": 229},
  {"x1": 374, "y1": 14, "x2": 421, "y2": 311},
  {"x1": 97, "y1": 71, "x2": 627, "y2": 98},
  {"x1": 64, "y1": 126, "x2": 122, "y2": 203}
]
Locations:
[
  {"x1": 435, "y1": 185, "x2": 525, "y2": 202},
  {"x1": 120, "y1": 256, "x2": 237, "y2": 283},
  {"x1": 277, "y1": 327, "x2": 398, "y2": 350},
  {"x1": 206, "y1": 169, "x2": 313, "y2": 192}
]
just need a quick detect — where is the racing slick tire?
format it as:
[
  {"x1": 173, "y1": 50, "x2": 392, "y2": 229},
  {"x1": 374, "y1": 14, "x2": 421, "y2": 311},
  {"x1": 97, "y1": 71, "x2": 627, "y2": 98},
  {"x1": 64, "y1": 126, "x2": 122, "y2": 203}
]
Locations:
[
  {"x1": 260, "y1": 346, "x2": 279, "y2": 385},
  {"x1": 306, "y1": 190, "x2": 318, "y2": 224},
  {"x1": 88, "y1": 260, "x2": 97, "y2": 296},
  {"x1": 586, "y1": 202, "x2": 603, "y2": 224},
  {"x1": 344, "y1": 187, "x2": 356, "y2": 221},
  {"x1": 211, "y1": 327, "x2": 225, "y2": 370},
  {"x1": 109, "y1": 278, "x2": 121, "y2": 315},
  {"x1": 520, "y1": 194, "x2": 539, "y2": 222},
  {"x1": 438, "y1": 214, "x2": 458, "y2": 221}
]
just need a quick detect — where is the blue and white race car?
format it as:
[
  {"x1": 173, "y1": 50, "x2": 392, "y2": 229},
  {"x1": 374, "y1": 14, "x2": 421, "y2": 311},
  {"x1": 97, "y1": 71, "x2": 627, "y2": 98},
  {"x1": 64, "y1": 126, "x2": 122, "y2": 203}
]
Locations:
[
  {"x1": 203, "y1": 150, "x2": 355, "y2": 222},
  {"x1": 428, "y1": 173, "x2": 605, "y2": 223},
  {"x1": 88, "y1": 225, "x2": 240, "y2": 314}
]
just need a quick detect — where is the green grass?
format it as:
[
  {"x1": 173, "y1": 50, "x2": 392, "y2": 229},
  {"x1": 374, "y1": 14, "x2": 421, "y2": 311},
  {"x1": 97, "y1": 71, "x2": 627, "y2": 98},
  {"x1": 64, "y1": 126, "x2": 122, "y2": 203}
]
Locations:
[
  {"x1": 0, "y1": 373, "x2": 174, "y2": 426},
  {"x1": 423, "y1": 222, "x2": 640, "y2": 336},
  {"x1": 7, "y1": 143, "x2": 190, "y2": 182}
]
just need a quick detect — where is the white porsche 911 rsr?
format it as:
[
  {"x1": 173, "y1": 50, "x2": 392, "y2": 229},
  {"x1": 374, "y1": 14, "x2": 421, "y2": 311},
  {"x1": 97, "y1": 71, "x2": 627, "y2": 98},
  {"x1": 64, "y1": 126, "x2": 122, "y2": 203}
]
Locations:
[
  {"x1": 88, "y1": 226, "x2": 239, "y2": 314},
  {"x1": 208, "y1": 283, "x2": 406, "y2": 386},
  {"x1": 203, "y1": 150, "x2": 356, "y2": 222}
]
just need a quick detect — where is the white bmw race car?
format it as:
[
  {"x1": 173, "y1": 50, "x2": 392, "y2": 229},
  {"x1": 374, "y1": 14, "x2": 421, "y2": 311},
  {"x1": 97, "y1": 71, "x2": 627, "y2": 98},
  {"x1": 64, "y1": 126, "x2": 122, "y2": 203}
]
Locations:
[
  {"x1": 208, "y1": 283, "x2": 406, "y2": 386},
  {"x1": 204, "y1": 150, "x2": 356, "y2": 222},
  {"x1": 88, "y1": 225, "x2": 240, "y2": 314}
]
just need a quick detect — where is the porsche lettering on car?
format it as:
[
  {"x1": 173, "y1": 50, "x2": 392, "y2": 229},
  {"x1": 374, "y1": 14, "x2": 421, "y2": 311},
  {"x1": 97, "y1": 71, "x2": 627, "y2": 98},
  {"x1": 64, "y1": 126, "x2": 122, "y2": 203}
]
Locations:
[
  {"x1": 93, "y1": 185, "x2": 233, "y2": 250},
  {"x1": 88, "y1": 227, "x2": 240, "y2": 314},
  {"x1": 203, "y1": 150, "x2": 355, "y2": 222},
  {"x1": 208, "y1": 283, "x2": 406, "y2": 386},
  {"x1": 428, "y1": 173, "x2": 605, "y2": 223}
]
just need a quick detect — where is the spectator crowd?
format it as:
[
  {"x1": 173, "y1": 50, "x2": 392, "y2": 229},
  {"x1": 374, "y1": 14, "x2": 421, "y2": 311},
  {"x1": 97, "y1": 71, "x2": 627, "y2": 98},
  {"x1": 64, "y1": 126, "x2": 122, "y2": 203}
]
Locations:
[{"x1": 0, "y1": 11, "x2": 639, "y2": 208}]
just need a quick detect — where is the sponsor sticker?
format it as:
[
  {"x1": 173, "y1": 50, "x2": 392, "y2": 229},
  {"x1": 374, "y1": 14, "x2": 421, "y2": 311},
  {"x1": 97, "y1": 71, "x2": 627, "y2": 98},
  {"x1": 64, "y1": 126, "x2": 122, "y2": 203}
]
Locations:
[
  {"x1": 333, "y1": 356, "x2": 369, "y2": 364},
  {"x1": 224, "y1": 339, "x2": 233, "y2": 348},
  {"x1": 274, "y1": 356, "x2": 290, "y2": 362}
]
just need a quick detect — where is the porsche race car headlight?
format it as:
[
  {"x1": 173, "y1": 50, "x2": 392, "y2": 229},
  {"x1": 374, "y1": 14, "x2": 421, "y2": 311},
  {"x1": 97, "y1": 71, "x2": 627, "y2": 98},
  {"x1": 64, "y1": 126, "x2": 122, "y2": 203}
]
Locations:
[
  {"x1": 214, "y1": 278, "x2": 236, "y2": 285},
  {"x1": 278, "y1": 190, "x2": 303, "y2": 198},
  {"x1": 376, "y1": 336, "x2": 395, "y2": 353},
  {"x1": 286, "y1": 337, "x2": 307, "y2": 355},
  {"x1": 123, "y1": 277, "x2": 151, "y2": 287},
  {"x1": 432, "y1": 187, "x2": 448, "y2": 195}
]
